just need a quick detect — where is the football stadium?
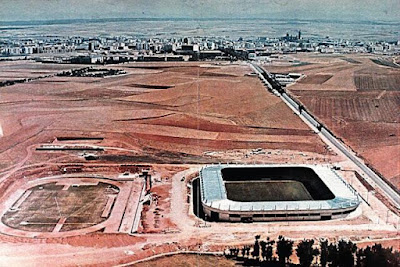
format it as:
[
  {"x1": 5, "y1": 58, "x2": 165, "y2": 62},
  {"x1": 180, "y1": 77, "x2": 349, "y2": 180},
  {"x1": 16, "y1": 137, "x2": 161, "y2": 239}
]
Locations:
[{"x1": 199, "y1": 164, "x2": 360, "y2": 222}]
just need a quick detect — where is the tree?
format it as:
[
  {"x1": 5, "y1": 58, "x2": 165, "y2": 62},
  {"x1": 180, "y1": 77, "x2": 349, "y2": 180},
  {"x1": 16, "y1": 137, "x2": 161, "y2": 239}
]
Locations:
[
  {"x1": 260, "y1": 240, "x2": 267, "y2": 261},
  {"x1": 327, "y1": 243, "x2": 339, "y2": 267},
  {"x1": 357, "y1": 246, "x2": 372, "y2": 267},
  {"x1": 338, "y1": 240, "x2": 357, "y2": 267},
  {"x1": 357, "y1": 243, "x2": 400, "y2": 267},
  {"x1": 246, "y1": 245, "x2": 251, "y2": 257},
  {"x1": 390, "y1": 251, "x2": 400, "y2": 267},
  {"x1": 252, "y1": 235, "x2": 261, "y2": 259},
  {"x1": 277, "y1": 235, "x2": 294, "y2": 265},
  {"x1": 266, "y1": 237, "x2": 275, "y2": 262},
  {"x1": 296, "y1": 239, "x2": 320, "y2": 267},
  {"x1": 320, "y1": 239, "x2": 329, "y2": 267},
  {"x1": 234, "y1": 247, "x2": 239, "y2": 257}
]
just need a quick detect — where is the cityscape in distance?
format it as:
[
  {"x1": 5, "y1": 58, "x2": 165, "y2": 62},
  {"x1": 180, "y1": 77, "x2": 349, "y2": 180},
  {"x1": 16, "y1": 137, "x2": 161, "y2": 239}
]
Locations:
[
  {"x1": 1, "y1": 18, "x2": 400, "y2": 64},
  {"x1": 0, "y1": 1, "x2": 399, "y2": 266}
]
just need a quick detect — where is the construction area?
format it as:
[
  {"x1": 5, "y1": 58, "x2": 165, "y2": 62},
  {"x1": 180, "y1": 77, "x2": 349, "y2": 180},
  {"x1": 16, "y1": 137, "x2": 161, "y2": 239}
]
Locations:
[{"x1": 0, "y1": 57, "x2": 399, "y2": 266}]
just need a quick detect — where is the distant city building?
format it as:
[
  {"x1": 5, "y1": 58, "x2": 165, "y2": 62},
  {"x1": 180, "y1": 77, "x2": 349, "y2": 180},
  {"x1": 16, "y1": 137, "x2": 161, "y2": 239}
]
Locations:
[{"x1": 1, "y1": 29, "x2": 398, "y2": 60}]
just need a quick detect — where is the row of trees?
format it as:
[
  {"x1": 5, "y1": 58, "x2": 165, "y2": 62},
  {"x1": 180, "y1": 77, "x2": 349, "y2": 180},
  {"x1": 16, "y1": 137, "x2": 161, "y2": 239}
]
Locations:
[
  {"x1": 57, "y1": 67, "x2": 126, "y2": 77},
  {"x1": 224, "y1": 235, "x2": 400, "y2": 267}
]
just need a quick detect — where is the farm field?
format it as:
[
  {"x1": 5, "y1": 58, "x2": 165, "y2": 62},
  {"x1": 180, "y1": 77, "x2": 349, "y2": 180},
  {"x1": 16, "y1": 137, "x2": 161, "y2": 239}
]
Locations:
[
  {"x1": 0, "y1": 61, "x2": 90, "y2": 81},
  {"x1": 0, "y1": 60, "x2": 331, "y2": 171},
  {"x1": 0, "y1": 59, "x2": 399, "y2": 266},
  {"x1": 265, "y1": 54, "x2": 400, "y2": 189}
]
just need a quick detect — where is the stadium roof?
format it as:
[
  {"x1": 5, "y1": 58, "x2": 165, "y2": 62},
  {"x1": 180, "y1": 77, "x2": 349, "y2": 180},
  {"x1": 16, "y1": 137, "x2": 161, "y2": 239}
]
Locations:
[{"x1": 200, "y1": 164, "x2": 360, "y2": 213}]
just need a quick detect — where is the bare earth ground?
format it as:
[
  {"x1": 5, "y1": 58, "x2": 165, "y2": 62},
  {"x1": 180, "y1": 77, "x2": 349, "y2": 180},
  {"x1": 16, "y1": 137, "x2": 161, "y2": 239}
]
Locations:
[
  {"x1": 0, "y1": 61, "x2": 90, "y2": 81},
  {"x1": 264, "y1": 54, "x2": 400, "y2": 190},
  {"x1": 0, "y1": 60, "x2": 398, "y2": 266},
  {"x1": 133, "y1": 254, "x2": 236, "y2": 267}
]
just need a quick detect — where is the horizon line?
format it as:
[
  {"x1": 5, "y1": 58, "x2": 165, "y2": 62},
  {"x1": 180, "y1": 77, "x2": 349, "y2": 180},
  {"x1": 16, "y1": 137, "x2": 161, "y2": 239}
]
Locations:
[{"x1": 0, "y1": 16, "x2": 399, "y2": 25}]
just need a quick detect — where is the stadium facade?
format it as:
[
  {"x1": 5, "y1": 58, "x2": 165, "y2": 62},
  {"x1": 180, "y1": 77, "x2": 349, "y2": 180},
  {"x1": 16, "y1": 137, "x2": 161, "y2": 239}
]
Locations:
[{"x1": 199, "y1": 164, "x2": 360, "y2": 222}]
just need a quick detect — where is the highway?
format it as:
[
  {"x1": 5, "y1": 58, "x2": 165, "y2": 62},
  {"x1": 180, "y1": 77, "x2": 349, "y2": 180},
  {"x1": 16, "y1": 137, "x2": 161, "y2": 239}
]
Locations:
[{"x1": 250, "y1": 62, "x2": 400, "y2": 208}]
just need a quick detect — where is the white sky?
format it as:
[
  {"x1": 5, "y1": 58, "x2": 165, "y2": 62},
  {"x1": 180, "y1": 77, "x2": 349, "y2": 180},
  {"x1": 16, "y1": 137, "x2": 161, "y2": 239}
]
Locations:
[{"x1": 0, "y1": 0, "x2": 399, "y2": 22}]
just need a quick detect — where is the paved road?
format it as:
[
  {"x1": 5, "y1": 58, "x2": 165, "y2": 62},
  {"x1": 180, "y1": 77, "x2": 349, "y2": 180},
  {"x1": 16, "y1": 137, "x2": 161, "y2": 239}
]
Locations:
[
  {"x1": 320, "y1": 127, "x2": 400, "y2": 206},
  {"x1": 250, "y1": 62, "x2": 400, "y2": 207}
]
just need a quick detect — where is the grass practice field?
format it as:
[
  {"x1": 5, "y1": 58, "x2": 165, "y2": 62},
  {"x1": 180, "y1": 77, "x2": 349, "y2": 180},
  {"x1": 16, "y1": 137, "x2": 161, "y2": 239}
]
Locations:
[
  {"x1": 225, "y1": 180, "x2": 313, "y2": 202},
  {"x1": 2, "y1": 182, "x2": 119, "y2": 232}
]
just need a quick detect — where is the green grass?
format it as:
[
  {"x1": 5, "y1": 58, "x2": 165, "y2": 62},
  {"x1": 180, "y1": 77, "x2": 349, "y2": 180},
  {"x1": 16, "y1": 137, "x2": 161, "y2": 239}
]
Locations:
[{"x1": 225, "y1": 180, "x2": 313, "y2": 202}]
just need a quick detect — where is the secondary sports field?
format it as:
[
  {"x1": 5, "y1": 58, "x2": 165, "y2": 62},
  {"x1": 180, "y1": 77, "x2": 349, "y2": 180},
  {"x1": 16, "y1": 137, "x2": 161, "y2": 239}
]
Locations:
[
  {"x1": 224, "y1": 180, "x2": 313, "y2": 202},
  {"x1": 2, "y1": 182, "x2": 119, "y2": 232}
]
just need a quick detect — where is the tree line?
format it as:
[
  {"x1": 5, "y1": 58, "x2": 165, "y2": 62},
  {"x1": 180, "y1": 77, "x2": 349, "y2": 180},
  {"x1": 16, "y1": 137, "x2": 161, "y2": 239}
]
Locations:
[{"x1": 224, "y1": 235, "x2": 400, "y2": 267}]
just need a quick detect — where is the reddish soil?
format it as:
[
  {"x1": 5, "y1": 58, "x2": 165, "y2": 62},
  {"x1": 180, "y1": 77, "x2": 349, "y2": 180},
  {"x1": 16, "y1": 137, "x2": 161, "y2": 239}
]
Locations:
[
  {"x1": 1, "y1": 60, "x2": 396, "y2": 266},
  {"x1": 267, "y1": 54, "x2": 400, "y2": 189},
  {"x1": 140, "y1": 183, "x2": 178, "y2": 234},
  {"x1": 0, "y1": 232, "x2": 146, "y2": 248},
  {"x1": 134, "y1": 254, "x2": 236, "y2": 267},
  {"x1": 0, "y1": 61, "x2": 330, "y2": 170},
  {"x1": 357, "y1": 238, "x2": 400, "y2": 250},
  {"x1": 298, "y1": 74, "x2": 333, "y2": 84}
]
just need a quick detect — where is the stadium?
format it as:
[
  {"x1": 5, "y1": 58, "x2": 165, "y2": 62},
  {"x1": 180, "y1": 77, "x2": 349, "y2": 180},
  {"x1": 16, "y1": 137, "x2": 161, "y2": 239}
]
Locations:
[{"x1": 199, "y1": 164, "x2": 360, "y2": 222}]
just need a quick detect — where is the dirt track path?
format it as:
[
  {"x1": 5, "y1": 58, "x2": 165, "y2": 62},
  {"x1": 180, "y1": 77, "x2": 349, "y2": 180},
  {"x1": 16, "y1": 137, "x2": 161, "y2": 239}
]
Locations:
[
  {"x1": 170, "y1": 168, "x2": 199, "y2": 233},
  {"x1": 0, "y1": 144, "x2": 34, "y2": 184}
]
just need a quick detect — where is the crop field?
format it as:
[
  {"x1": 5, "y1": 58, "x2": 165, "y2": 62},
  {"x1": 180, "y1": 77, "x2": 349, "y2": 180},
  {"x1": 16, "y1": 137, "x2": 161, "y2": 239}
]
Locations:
[
  {"x1": 290, "y1": 89, "x2": 399, "y2": 187},
  {"x1": 280, "y1": 54, "x2": 400, "y2": 188},
  {"x1": 298, "y1": 74, "x2": 332, "y2": 84},
  {"x1": 291, "y1": 90, "x2": 400, "y2": 123},
  {"x1": 340, "y1": 58, "x2": 361, "y2": 64},
  {"x1": 370, "y1": 58, "x2": 400, "y2": 69},
  {"x1": 225, "y1": 180, "x2": 313, "y2": 202},
  {"x1": 0, "y1": 61, "x2": 330, "y2": 170},
  {"x1": 1, "y1": 182, "x2": 119, "y2": 232},
  {"x1": 354, "y1": 74, "x2": 400, "y2": 91},
  {"x1": 0, "y1": 61, "x2": 90, "y2": 81}
]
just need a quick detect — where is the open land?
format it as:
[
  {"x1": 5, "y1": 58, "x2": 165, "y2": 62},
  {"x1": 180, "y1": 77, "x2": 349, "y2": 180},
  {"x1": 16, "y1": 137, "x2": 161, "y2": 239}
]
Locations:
[
  {"x1": 264, "y1": 54, "x2": 400, "y2": 190},
  {"x1": 0, "y1": 59, "x2": 399, "y2": 266},
  {"x1": 133, "y1": 253, "x2": 236, "y2": 267},
  {"x1": 0, "y1": 61, "x2": 90, "y2": 82}
]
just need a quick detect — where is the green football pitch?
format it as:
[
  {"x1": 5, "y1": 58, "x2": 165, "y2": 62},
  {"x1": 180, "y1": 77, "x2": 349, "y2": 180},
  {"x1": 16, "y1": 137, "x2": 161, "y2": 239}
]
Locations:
[{"x1": 225, "y1": 180, "x2": 313, "y2": 202}]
